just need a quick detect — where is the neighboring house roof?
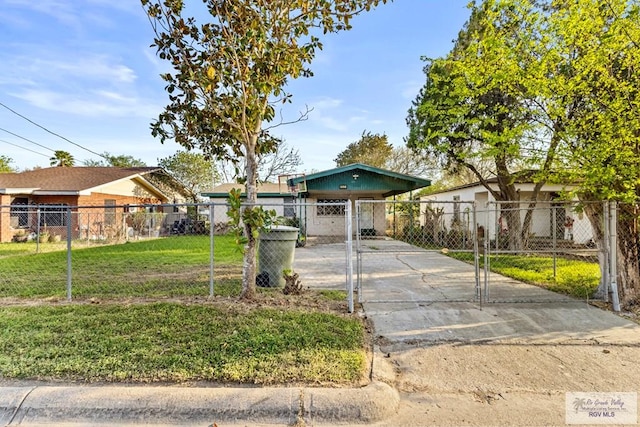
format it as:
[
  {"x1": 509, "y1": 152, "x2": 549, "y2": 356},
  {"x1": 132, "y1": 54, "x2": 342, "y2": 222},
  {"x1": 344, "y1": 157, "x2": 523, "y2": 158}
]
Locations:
[
  {"x1": 426, "y1": 174, "x2": 574, "y2": 197},
  {"x1": 0, "y1": 167, "x2": 170, "y2": 198},
  {"x1": 204, "y1": 182, "x2": 285, "y2": 199},
  {"x1": 290, "y1": 163, "x2": 431, "y2": 198}
]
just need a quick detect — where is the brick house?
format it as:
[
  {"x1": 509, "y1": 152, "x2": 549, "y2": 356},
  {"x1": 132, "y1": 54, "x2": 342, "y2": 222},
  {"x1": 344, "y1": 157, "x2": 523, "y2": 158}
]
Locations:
[{"x1": 0, "y1": 167, "x2": 185, "y2": 243}]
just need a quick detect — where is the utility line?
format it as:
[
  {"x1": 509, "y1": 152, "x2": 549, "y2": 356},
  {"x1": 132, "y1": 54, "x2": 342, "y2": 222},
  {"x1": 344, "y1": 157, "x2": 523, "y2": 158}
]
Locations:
[
  {"x1": 0, "y1": 138, "x2": 50, "y2": 158},
  {"x1": 0, "y1": 101, "x2": 105, "y2": 158},
  {"x1": 0, "y1": 127, "x2": 56, "y2": 153}
]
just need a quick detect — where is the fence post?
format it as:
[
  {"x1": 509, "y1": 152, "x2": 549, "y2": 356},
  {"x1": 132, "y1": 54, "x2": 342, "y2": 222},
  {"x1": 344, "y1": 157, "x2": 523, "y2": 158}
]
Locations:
[
  {"x1": 209, "y1": 202, "x2": 215, "y2": 298},
  {"x1": 552, "y1": 205, "x2": 557, "y2": 279},
  {"x1": 472, "y1": 202, "x2": 481, "y2": 305},
  {"x1": 609, "y1": 201, "x2": 621, "y2": 312},
  {"x1": 355, "y1": 201, "x2": 363, "y2": 304},
  {"x1": 66, "y1": 206, "x2": 72, "y2": 301},
  {"x1": 36, "y1": 207, "x2": 41, "y2": 253},
  {"x1": 346, "y1": 201, "x2": 354, "y2": 313}
]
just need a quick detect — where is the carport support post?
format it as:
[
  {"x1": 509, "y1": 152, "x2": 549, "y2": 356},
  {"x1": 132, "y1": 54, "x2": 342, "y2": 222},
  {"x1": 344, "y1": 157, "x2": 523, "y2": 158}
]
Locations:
[
  {"x1": 66, "y1": 207, "x2": 72, "y2": 301},
  {"x1": 346, "y1": 201, "x2": 354, "y2": 313}
]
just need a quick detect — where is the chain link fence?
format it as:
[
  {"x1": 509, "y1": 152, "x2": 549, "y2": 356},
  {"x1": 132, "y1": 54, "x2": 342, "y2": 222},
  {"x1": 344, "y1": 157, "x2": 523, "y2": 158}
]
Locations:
[
  {"x1": 0, "y1": 201, "x2": 352, "y2": 306},
  {"x1": 1, "y1": 199, "x2": 634, "y2": 309},
  {"x1": 481, "y1": 201, "x2": 604, "y2": 303}
]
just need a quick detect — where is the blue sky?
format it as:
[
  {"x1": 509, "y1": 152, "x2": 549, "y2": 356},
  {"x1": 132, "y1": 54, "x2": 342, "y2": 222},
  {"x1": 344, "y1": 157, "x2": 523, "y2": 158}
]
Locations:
[{"x1": 0, "y1": 1, "x2": 471, "y2": 176}]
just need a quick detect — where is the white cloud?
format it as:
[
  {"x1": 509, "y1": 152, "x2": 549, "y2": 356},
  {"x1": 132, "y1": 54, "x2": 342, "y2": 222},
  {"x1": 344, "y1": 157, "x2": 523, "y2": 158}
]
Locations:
[{"x1": 14, "y1": 89, "x2": 160, "y2": 119}]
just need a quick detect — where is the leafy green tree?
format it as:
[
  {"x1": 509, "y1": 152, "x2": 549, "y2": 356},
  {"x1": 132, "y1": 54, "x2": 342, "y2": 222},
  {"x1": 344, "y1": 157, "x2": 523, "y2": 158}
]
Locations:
[
  {"x1": 49, "y1": 150, "x2": 75, "y2": 167},
  {"x1": 544, "y1": 0, "x2": 640, "y2": 307},
  {"x1": 408, "y1": 0, "x2": 640, "y2": 307},
  {"x1": 334, "y1": 131, "x2": 393, "y2": 168},
  {"x1": 158, "y1": 151, "x2": 217, "y2": 202},
  {"x1": 83, "y1": 152, "x2": 147, "y2": 167},
  {"x1": 407, "y1": 0, "x2": 562, "y2": 250},
  {"x1": 0, "y1": 155, "x2": 16, "y2": 173},
  {"x1": 142, "y1": 0, "x2": 387, "y2": 299}
]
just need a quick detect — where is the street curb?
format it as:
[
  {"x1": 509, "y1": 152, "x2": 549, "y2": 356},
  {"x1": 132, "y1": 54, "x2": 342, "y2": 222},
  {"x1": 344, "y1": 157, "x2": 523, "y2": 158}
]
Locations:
[{"x1": 0, "y1": 381, "x2": 399, "y2": 425}]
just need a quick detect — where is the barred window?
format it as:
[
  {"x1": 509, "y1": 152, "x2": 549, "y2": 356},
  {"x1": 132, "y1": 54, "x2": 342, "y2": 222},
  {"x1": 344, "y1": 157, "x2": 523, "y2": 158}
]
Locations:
[
  {"x1": 10, "y1": 198, "x2": 29, "y2": 228},
  {"x1": 317, "y1": 199, "x2": 347, "y2": 216},
  {"x1": 104, "y1": 199, "x2": 116, "y2": 226},
  {"x1": 39, "y1": 204, "x2": 68, "y2": 227}
]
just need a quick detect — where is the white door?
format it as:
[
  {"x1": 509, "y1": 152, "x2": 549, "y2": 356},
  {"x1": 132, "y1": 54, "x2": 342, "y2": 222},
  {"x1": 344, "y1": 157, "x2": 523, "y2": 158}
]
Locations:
[{"x1": 359, "y1": 199, "x2": 374, "y2": 230}]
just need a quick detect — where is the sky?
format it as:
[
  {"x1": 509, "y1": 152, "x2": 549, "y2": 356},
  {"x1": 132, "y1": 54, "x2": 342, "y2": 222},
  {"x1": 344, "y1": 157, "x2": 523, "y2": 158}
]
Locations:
[{"x1": 0, "y1": 0, "x2": 471, "y2": 177}]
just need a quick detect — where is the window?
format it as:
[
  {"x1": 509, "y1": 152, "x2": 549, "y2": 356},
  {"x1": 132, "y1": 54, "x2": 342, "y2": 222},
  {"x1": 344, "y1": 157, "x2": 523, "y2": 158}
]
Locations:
[
  {"x1": 317, "y1": 199, "x2": 347, "y2": 216},
  {"x1": 10, "y1": 198, "x2": 29, "y2": 228},
  {"x1": 39, "y1": 204, "x2": 68, "y2": 227},
  {"x1": 104, "y1": 200, "x2": 116, "y2": 226}
]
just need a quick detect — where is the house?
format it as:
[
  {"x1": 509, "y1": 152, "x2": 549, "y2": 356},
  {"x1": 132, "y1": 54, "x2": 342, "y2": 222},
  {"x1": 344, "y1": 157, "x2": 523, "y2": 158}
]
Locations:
[
  {"x1": 203, "y1": 163, "x2": 431, "y2": 237},
  {"x1": 0, "y1": 167, "x2": 188, "y2": 243},
  {"x1": 421, "y1": 178, "x2": 592, "y2": 245}
]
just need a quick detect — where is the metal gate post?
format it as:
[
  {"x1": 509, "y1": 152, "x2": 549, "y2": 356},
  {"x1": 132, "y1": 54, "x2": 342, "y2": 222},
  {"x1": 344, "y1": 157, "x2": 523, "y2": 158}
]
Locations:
[
  {"x1": 345, "y1": 201, "x2": 354, "y2": 313},
  {"x1": 472, "y1": 202, "x2": 481, "y2": 306},
  {"x1": 484, "y1": 202, "x2": 492, "y2": 300},
  {"x1": 608, "y1": 201, "x2": 621, "y2": 312},
  {"x1": 355, "y1": 201, "x2": 363, "y2": 303}
]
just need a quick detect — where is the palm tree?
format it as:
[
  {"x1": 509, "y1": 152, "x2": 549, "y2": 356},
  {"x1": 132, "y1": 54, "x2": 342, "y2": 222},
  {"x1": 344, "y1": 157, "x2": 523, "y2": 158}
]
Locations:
[{"x1": 50, "y1": 150, "x2": 75, "y2": 167}]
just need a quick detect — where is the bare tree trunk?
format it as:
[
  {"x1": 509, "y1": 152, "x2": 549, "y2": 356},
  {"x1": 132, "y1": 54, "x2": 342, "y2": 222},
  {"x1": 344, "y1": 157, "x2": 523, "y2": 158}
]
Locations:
[
  {"x1": 240, "y1": 137, "x2": 259, "y2": 300},
  {"x1": 582, "y1": 201, "x2": 607, "y2": 299}
]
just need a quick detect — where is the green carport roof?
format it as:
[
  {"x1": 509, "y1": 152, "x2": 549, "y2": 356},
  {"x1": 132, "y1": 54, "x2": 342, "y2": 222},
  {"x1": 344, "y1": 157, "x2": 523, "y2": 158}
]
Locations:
[{"x1": 290, "y1": 163, "x2": 431, "y2": 197}]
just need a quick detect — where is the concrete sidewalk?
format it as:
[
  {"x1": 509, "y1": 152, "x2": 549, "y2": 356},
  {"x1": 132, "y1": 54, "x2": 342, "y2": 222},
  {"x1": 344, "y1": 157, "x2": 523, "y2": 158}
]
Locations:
[{"x1": 0, "y1": 382, "x2": 398, "y2": 426}]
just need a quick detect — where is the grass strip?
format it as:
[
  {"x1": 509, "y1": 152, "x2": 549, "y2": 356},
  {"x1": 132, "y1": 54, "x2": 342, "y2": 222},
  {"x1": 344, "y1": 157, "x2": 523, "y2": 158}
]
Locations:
[
  {"x1": 0, "y1": 302, "x2": 366, "y2": 385},
  {"x1": 448, "y1": 252, "x2": 600, "y2": 298}
]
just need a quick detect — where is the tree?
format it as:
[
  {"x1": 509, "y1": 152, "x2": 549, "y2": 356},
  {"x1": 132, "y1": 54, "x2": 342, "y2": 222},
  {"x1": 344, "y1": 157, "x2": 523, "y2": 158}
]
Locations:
[
  {"x1": 385, "y1": 146, "x2": 436, "y2": 178},
  {"x1": 158, "y1": 150, "x2": 217, "y2": 202},
  {"x1": 544, "y1": 0, "x2": 640, "y2": 307},
  {"x1": 83, "y1": 152, "x2": 147, "y2": 167},
  {"x1": 334, "y1": 131, "x2": 393, "y2": 168},
  {"x1": 408, "y1": 0, "x2": 640, "y2": 307},
  {"x1": 216, "y1": 137, "x2": 303, "y2": 183},
  {"x1": 406, "y1": 1, "x2": 558, "y2": 250},
  {"x1": 142, "y1": 0, "x2": 387, "y2": 300},
  {"x1": 0, "y1": 156, "x2": 16, "y2": 173},
  {"x1": 50, "y1": 150, "x2": 75, "y2": 167}
]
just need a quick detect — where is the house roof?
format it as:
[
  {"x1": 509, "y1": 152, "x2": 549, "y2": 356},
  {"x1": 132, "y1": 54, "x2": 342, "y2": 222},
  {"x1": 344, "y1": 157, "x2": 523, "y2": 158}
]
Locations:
[
  {"x1": 290, "y1": 163, "x2": 431, "y2": 198},
  {"x1": 203, "y1": 163, "x2": 431, "y2": 199},
  {"x1": 204, "y1": 182, "x2": 286, "y2": 198},
  {"x1": 0, "y1": 167, "x2": 167, "y2": 197}
]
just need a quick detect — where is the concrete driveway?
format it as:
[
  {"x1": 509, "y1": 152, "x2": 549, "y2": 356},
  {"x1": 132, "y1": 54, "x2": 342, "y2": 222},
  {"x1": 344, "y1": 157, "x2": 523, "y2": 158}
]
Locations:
[
  {"x1": 295, "y1": 238, "x2": 637, "y2": 345},
  {"x1": 295, "y1": 238, "x2": 640, "y2": 426}
]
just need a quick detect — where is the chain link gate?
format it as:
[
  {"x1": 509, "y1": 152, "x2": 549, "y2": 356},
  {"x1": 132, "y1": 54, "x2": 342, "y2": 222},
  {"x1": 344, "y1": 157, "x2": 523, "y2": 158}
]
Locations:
[
  {"x1": 481, "y1": 201, "x2": 611, "y2": 305},
  {"x1": 354, "y1": 200, "x2": 481, "y2": 305}
]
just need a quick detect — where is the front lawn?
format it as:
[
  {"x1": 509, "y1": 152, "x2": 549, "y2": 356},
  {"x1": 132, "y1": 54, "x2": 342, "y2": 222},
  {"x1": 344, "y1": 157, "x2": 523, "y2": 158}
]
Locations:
[
  {"x1": 0, "y1": 297, "x2": 365, "y2": 385},
  {"x1": 448, "y1": 252, "x2": 600, "y2": 298},
  {"x1": 0, "y1": 235, "x2": 242, "y2": 299}
]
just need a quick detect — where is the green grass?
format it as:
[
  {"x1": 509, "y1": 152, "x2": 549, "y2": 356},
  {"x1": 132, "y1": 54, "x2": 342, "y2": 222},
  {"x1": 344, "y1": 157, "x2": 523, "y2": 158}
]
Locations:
[
  {"x1": 448, "y1": 252, "x2": 600, "y2": 298},
  {"x1": 0, "y1": 235, "x2": 243, "y2": 299},
  {"x1": 0, "y1": 302, "x2": 366, "y2": 385}
]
